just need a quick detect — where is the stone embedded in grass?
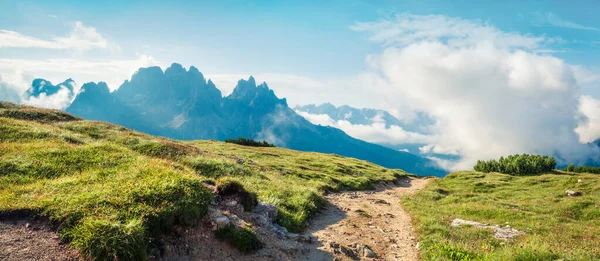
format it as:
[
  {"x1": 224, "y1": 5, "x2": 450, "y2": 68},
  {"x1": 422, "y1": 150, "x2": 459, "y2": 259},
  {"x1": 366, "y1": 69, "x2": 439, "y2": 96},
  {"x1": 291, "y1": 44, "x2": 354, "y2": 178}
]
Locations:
[
  {"x1": 450, "y1": 218, "x2": 525, "y2": 240},
  {"x1": 253, "y1": 202, "x2": 278, "y2": 223},
  {"x1": 565, "y1": 190, "x2": 582, "y2": 196}
]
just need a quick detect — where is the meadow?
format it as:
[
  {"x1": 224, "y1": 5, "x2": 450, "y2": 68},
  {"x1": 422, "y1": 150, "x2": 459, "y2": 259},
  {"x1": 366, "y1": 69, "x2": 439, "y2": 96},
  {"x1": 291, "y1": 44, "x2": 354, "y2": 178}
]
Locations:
[
  {"x1": 402, "y1": 171, "x2": 600, "y2": 260},
  {"x1": 0, "y1": 102, "x2": 405, "y2": 260}
]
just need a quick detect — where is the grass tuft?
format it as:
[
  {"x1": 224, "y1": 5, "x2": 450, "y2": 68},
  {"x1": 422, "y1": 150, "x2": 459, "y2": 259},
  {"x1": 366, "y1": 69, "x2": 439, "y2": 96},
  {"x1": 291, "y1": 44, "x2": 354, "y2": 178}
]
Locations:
[{"x1": 214, "y1": 224, "x2": 263, "y2": 254}]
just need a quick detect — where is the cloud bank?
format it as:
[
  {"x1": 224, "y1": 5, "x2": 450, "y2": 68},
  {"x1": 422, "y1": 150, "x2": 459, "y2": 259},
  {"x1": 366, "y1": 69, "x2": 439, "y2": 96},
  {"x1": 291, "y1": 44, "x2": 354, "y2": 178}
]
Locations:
[
  {"x1": 295, "y1": 110, "x2": 434, "y2": 145},
  {"x1": 351, "y1": 13, "x2": 600, "y2": 170}
]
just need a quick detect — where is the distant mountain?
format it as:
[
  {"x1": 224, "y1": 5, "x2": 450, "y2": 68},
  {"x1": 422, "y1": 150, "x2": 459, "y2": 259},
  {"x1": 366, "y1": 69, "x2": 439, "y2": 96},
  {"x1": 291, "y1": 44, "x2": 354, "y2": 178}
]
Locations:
[
  {"x1": 294, "y1": 103, "x2": 434, "y2": 133},
  {"x1": 65, "y1": 63, "x2": 446, "y2": 176},
  {"x1": 24, "y1": 78, "x2": 76, "y2": 100}
]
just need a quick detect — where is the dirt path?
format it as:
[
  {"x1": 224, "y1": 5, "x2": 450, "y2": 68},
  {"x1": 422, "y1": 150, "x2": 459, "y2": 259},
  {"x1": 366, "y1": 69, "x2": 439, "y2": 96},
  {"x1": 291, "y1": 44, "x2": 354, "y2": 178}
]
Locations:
[
  {"x1": 162, "y1": 176, "x2": 429, "y2": 261},
  {"x1": 0, "y1": 216, "x2": 81, "y2": 261},
  {"x1": 301, "y1": 176, "x2": 430, "y2": 261},
  {"x1": 0, "y1": 177, "x2": 428, "y2": 261}
]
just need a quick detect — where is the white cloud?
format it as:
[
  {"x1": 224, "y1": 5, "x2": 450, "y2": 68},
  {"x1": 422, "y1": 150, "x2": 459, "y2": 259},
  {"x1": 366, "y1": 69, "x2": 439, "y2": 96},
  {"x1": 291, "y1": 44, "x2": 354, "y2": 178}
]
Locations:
[
  {"x1": 0, "y1": 21, "x2": 109, "y2": 51},
  {"x1": 0, "y1": 54, "x2": 160, "y2": 92},
  {"x1": 295, "y1": 110, "x2": 434, "y2": 145},
  {"x1": 0, "y1": 76, "x2": 21, "y2": 103},
  {"x1": 418, "y1": 144, "x2": 459, "y2": 155},
  {"x1": 351, "y1": 13, "x2": 598, "y2": 170},
  {"x1": 534, "y1": 12, "x2": 599, "y2": 31},
  {"x1": 22, "y1": 84, "x2": 76, "y2": 110},
  {"x1": 575, "y1": 95, "x2": 600, "y2": 143},
  {"x1": 351, "y1": 13, "x2": 548, "y2": 49}
]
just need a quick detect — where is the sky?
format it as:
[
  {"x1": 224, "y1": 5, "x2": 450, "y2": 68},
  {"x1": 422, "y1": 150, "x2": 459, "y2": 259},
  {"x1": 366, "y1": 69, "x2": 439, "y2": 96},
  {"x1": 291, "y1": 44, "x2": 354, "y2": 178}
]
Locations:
[{"x1": 1, "y1": 0, "x2": 600, "y2": 170}]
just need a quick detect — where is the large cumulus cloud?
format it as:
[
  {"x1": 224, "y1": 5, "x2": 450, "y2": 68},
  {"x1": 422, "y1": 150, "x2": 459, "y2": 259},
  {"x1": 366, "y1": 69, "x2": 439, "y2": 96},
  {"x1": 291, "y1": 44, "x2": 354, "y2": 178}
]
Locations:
[{"x1": 351, "y1": 13, "x2": 600, "y2": 170}]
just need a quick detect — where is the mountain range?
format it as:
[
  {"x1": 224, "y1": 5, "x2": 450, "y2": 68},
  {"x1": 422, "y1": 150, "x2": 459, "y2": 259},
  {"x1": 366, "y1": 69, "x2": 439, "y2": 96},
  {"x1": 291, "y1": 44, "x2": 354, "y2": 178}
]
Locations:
[
  {"x1": 294, "y1": 103, "x2": 434, "y2": 134},
  {"x1": 59, "y1": 63, "x2": 445, "y2": 176}
]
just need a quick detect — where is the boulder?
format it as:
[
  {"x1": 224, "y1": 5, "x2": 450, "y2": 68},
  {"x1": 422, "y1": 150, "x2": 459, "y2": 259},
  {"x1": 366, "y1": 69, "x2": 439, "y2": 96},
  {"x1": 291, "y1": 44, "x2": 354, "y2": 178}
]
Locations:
[
  {"x1": 357, "y1": 244, "x2": 377, "y2": 258},
  {"x1": 214, "y1": 216, "x2": 230, "y2": 229},
  {"x1": 254, "y1": 202, "x2": 278, "y2": 223},
  {"x1": 565, "y1": 190, "x2": 581, "y2": 196}
]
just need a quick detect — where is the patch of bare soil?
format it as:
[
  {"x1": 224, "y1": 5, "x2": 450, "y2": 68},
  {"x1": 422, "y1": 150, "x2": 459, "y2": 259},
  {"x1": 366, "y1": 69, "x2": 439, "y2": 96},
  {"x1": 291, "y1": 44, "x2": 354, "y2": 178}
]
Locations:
[
  {"x1": 0, "y1": 215, "x2": 81, "y2": 261},
  {"x1": 161, "y1": 177, "x2": 429, "y2": 261}
]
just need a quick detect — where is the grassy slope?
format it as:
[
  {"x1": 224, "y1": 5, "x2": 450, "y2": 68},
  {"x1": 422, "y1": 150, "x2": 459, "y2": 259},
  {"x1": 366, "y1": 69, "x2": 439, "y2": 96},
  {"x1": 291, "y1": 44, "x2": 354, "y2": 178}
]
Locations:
[
  {"x1": 0, "y1": 102, "x2": 406, "y2": 260},
  {"x1": 402, "y1": 171, "x2": 600, "y2": 261}
]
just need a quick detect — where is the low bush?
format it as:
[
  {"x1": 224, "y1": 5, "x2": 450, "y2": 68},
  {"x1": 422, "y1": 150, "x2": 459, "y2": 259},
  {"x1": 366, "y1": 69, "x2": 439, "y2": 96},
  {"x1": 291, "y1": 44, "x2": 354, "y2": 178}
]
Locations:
[
  {"x1": 224, "y1": 137, "x2": 275, "y2": 147},
  {"x1": 473, "y1": 154, "x2": 556, "y2": 175},
  {"x1": 563, "y1": 164, "x2": 600, "y2": 174}
]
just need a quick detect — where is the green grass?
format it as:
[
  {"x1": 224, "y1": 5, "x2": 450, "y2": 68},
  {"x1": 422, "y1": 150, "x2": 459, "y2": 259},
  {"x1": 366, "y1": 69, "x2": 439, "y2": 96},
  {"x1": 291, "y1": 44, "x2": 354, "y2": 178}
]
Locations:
[
  {"x1": 214, "y1": 224, "x2": 263, "y2": 253},
  {"x1": 402, "y1": 171, "x2": 600, "y2": 261},
  {"x1": 0, "y1": 102, "x2": 406, "y2": 260}
]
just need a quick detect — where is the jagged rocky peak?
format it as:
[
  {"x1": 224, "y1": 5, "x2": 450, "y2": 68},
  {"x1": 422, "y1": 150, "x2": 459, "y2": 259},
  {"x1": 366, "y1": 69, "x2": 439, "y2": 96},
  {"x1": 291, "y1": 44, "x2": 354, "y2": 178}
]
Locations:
[
  {"x1": 25, "y1": 78, "x2": 77, "y2": 98},
  {"x1": 229, "y1": 77, "x2": 285, "y2": 103},
  {"x1": 187, "y1": 66, "x2": 206, "y2": 81},
  {"x1": 78, "y1": 82, "x2": 111, "y2": 97},
  {"x1": 130, "y1": 66, "x2": 164, "y2": 82}
]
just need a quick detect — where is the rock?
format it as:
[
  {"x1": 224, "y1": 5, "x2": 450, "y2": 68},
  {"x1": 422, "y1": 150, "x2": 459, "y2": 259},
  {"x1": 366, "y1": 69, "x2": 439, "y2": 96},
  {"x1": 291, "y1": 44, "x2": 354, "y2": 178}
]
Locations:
[
  {"x1": 251, "y1": 214, "x2": 270, "y2": 227},
  {"x1": 565, "y1": 190, "x2": 581, "y2": 196},
  {"x1": 24, "y1": 223, "x2": 30, "y2": 228},
  {"x1": 577, "y1": 179, "x2": 582, "y2": 183},
  {"x1": 226, "y1": 200, "x2": 238, "y2": 207},
  {"x1": 214, "y1": 216, "x2": 230, "y2": 228},
  {"x1": 328, "y1": 241, "x2": 340, "y2": 249},
  {"x1": 451, "y1": 218, "x2": 525, "y2": 240},
  {"x1": 357, "y1": 244, "x2": 377, "y2": 258},
  {"x1": 273, "y1": 224, "x2": 288, "y2": 234},
  {"x1": 339, "y1": 245, "x2": 358, "y2": 259},
  {"x1": 372, "y1": 199, "x2": 390, "y2": 205},
  {"x1": 299, "y1": 234, "x2": 317, "y2": 243},
  {"x1": 149, "y1": 248, "x2": 161, "y2": 259},
  {"x1": 286, "y1": 233, "x2": 299, "y2": 240},
  {"x1": 272, "y1": 223, "x2": 289, "y2": 238},
  {"x1": 253, "y1": 202, "x2": 278, "y2": 223}
]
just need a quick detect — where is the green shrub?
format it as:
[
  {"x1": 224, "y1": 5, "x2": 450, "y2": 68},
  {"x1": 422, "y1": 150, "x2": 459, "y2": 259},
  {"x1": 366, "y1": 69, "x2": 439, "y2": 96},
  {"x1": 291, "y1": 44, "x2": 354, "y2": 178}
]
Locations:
[
  {"x1": 214, "y1": 224, "x2": 263, "y2": 254},
  {"x1": 224, "y1": 137, "x2": 275, "y2": 147},
  {"x1": 473, "y1": 154, "x2": 556, "y2": 175},
  {"x1": 563, "y1": 165, "x2": 600, "y2": 174}
]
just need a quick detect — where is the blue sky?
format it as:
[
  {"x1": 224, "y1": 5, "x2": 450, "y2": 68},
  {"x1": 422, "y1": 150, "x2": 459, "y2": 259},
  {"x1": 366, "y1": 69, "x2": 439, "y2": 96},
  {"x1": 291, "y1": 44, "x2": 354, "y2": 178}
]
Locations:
[
  {"x1": 1, "y1": 0, "x2": 599, "y2": 81},
  {"x1": 2, "y1": 0, "x2": 600, "y2": 170}
]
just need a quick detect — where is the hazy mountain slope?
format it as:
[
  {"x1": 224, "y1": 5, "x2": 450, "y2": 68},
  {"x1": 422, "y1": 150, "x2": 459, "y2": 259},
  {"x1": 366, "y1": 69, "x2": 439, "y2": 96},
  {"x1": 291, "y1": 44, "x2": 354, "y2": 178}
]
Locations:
[{"x1": 65, "y1": 63, "x2": 446, "y2": 176}]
